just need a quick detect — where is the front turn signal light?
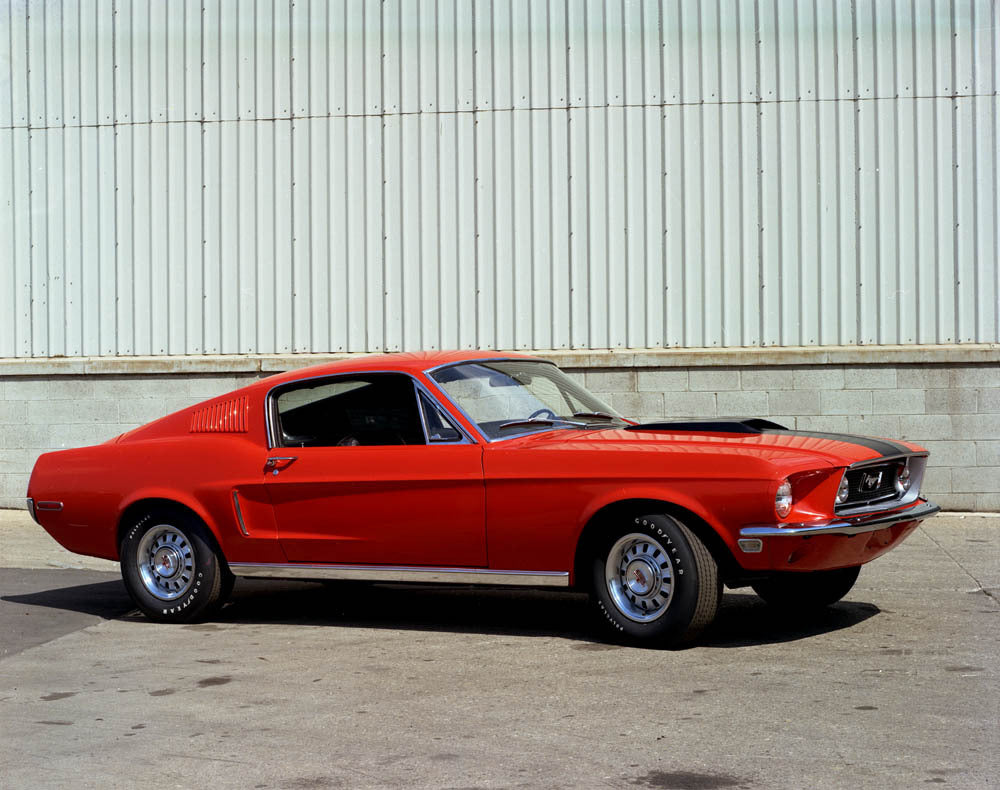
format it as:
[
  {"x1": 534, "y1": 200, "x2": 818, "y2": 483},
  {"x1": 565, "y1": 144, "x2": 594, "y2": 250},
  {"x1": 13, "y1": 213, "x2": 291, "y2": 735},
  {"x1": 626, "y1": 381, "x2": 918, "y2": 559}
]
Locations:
[{"x1": 775, "y1": 480, "x2": 793, "y2": 519}]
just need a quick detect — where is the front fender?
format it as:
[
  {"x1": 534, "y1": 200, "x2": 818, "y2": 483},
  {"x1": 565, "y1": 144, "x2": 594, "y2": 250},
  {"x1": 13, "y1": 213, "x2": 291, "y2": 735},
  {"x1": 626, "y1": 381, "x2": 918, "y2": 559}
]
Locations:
[
  {"x1": 575, "y1": 478, "x2": 772, "y2": 559},
  {"x1": 575, "y1": 484, "x2": 726, "y2": 540}
]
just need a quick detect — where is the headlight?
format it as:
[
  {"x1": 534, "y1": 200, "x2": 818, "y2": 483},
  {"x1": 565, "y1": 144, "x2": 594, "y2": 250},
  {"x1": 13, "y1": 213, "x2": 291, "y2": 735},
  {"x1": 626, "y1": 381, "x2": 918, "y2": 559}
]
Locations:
[
  {"x1": 775, "y1": 479, "x2": 793, "y2": 518},
  {"x1": 896, "y1": 461, "x2": 911, "y2": 494},
  {"x1": 836, "y1": 474, "x2": 850, "y2": 505}
]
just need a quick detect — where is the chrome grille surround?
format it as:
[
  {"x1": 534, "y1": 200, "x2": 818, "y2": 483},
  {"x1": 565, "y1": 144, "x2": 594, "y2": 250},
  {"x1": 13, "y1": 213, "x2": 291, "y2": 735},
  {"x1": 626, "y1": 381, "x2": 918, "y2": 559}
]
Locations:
[
  {"x1": 843, "y1": 463, "x2": 899, "y2": 506},
  {"x1": 834, "y1": 453, "x2": 928, "y2": 516}
]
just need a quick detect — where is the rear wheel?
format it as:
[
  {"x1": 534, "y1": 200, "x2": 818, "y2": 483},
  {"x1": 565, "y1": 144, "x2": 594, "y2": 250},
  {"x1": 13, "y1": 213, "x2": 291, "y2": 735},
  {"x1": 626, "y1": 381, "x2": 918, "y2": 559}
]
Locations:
[
  {"x1": 751, "y1": 566, "x2": 861, "y2": 611},
  {"x1": 590, "y1": 513, "x2": 721, "y2": 647},
  {"x1": 120, "y1": 508, "x2": 231, "y2": 623}
]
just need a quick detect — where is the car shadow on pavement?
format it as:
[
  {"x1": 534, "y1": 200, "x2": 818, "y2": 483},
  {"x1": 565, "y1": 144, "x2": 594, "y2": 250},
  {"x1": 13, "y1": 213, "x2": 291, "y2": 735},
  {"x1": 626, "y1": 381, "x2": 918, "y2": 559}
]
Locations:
[
  {"x1": 699, "y1": 591, "x2": 880, "y2": 648},
  {"x1": 2, "y1": 574, "x2": 879, "y2": 649},
  {"x1": 214, "y1": 579, "x2": 880, "y2": 648},
  {"x1": 1, "y1": 572, "x2": 133, "y2": 620}
]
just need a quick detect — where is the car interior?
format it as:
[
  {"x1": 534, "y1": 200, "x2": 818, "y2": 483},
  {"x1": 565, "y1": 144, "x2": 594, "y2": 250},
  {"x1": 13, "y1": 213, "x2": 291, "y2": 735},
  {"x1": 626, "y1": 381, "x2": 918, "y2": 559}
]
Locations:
[{"x1": 274, "y1": 374, "x2": 428, "y2": 447}]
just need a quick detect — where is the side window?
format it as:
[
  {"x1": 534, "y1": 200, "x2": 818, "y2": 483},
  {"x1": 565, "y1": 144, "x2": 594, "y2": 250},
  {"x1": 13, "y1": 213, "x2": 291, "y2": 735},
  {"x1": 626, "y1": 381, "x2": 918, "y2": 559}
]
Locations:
[
  {"x1": 419, "y1": 392, "x2": 465, "y2": 443},
  {"x1": 274, "y1": 374, "x2": 426, "y2": 447}
]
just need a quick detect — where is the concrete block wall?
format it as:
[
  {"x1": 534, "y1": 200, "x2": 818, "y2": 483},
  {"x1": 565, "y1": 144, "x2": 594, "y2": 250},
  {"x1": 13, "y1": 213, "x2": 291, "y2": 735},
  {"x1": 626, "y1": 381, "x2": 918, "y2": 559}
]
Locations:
[
  {"x1": 0, "y1": 353, "x2": 997, "y2": 511},
  {"x1": 0, "y1": 373, "x2": 263, "y2": 509}
]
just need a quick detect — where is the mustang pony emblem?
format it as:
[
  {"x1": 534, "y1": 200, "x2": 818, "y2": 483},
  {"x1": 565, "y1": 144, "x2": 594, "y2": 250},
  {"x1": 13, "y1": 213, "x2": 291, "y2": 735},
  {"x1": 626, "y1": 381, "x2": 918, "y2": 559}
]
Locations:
[{"x1": 860, "y1": 471, "x2": 884, "y2": 492}]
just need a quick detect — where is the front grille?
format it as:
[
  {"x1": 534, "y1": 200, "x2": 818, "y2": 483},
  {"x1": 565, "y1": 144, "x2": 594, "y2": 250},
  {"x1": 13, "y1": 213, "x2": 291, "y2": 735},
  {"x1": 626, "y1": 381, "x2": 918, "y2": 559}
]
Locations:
[{"x1": 842, "y1": 463, "x2": 899, "y2": 507}]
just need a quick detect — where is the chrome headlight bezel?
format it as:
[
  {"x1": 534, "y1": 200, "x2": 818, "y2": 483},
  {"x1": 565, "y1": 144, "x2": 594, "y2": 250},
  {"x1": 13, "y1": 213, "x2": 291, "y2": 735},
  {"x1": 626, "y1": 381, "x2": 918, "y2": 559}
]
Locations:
[
  {"x1": 896, "y1": 459, "x2": 912, "y2": 495},
  {"x1": 836, "y1": 473, "x2": 851, "y2": 505}
]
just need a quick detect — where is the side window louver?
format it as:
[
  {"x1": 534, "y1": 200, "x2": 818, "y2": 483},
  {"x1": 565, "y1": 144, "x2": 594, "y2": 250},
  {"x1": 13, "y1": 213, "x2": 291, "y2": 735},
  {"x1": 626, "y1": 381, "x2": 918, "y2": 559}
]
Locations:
[{"x1": 190, "y1": 396, "x2": 249, "y2": 433}]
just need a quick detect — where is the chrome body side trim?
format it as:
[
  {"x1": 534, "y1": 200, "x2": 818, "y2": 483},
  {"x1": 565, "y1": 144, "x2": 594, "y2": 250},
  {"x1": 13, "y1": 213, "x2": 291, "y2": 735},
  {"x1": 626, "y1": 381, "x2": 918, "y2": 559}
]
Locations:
[
  {"x1": 229, "y1": 563, "x2": 570, "y2": 587},
  {"x1": 35, "y1": 500, "x2": 64, "y2": 512},
  {"x1": 232, "y1": 491, "x2": 249, "y2": 537},
  {"x1": 740, "y1": 500, "x2": 940, "y2": 538}
]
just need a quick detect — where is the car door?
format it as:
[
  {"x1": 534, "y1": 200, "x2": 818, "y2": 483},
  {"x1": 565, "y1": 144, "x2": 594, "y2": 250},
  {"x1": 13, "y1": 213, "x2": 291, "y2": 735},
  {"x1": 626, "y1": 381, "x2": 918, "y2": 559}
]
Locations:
[{"x1": 264, "y1": 372, "x2": 486, "y2": 566}]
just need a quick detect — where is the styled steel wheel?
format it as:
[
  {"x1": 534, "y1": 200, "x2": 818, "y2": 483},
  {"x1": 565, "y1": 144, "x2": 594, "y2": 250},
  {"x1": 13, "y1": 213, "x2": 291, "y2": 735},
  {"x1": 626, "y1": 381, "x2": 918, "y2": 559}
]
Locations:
[
  {"x1": 605, "y1": 533, "x2": 675, "y2": 622},
  {"x1": 120, "y1": 508, "x2": 232, "y2": 623},
  {"x1": 590, "y1": 513, "x2": 721, "y2": 647},
  {"x1": 137, "y1": 525, "x2": 196, "y2": 601}
]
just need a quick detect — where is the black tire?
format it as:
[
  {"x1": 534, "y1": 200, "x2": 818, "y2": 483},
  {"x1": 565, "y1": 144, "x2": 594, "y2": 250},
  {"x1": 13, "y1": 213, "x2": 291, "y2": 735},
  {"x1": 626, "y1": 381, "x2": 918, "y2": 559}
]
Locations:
[
  {"x1": 219, "y1": 566, "x2": 236, "y2": 603},
  {"x1": 590, "y1": 513, "x2": 721, "y2": 647},
  {"x1": 751, "y1": 565, "x2": 861, "y2": 611},
  {"x1": 120, "y1": 507, "x2": 229, "y2": 623}
]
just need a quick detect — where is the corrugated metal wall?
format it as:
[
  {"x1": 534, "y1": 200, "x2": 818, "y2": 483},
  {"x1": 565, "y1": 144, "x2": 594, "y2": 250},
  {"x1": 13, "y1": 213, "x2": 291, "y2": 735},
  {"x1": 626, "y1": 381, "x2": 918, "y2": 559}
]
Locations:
[{"x1": 1, "y1": 0, "x2": 997, "y2": 357}]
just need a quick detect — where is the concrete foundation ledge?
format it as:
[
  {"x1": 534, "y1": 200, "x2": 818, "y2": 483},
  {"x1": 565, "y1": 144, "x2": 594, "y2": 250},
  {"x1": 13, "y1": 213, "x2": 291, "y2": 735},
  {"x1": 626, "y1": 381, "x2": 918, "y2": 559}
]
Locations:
[{"x1": 0, "y1": 343, "x2": 997, "y2": 376}]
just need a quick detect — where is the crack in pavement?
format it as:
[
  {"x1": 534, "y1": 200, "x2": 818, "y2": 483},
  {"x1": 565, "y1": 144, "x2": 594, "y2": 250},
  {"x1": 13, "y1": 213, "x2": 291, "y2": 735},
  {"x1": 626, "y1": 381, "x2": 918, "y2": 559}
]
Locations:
[{"x1": 918, "y1": 525, "x2": 1000, "y2": 607}]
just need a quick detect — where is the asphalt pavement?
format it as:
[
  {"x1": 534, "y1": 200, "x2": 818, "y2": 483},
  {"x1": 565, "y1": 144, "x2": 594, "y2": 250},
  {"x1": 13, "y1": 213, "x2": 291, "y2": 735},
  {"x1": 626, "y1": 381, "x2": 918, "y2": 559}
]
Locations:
[{"x1": 0, "y1": 509, "x2": 997, "y2": 789}]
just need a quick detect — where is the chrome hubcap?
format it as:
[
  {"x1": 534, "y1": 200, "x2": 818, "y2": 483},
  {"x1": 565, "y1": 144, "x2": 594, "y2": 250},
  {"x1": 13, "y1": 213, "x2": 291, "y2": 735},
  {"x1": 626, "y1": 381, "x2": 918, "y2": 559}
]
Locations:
[
  {"x1": 153, "y1": 546, "x2": 182, "y2": 578},
  {"x1": 137, "y1": 525, "x2": 195, "y2": 601},
  {"x1": 624, "y1": 558, "x2": 657, "y2": 596},
  {"x1": 605, "y1": 533, "x2": 674, "y2": 623}
]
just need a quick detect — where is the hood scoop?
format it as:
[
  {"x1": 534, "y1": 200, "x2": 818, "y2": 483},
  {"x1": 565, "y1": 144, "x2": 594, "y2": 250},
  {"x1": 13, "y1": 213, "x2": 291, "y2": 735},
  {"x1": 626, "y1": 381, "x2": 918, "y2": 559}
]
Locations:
[{"x1": 625, "y1": 418, "x2": 789, "y2": 434}]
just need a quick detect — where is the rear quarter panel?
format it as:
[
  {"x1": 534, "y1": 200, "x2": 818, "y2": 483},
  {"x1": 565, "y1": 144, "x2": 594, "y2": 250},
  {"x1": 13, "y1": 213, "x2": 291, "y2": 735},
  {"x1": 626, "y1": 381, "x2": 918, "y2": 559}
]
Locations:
[
  {"x1": 28, "y1": 444, "x2": 125, "y2": 560},
  {"x1": 29, "y1": 434, "x2": 283, "y2": 564},
  {"x1": 113, "y1": 435, "x2": 282, "y2": 563}
]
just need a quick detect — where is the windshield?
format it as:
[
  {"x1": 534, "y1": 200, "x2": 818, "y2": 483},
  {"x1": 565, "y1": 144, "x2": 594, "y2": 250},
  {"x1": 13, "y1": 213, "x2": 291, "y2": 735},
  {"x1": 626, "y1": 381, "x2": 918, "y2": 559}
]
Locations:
[{"x1": 429, "y1": 360, "x2": 626, "y2": 440}]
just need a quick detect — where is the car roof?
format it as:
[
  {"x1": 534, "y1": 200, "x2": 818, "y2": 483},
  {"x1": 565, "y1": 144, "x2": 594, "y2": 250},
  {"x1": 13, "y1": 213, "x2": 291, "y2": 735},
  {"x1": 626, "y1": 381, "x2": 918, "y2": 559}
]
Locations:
[{"x1": 256, "y1": 349, "x2": 547, "y2": 390}]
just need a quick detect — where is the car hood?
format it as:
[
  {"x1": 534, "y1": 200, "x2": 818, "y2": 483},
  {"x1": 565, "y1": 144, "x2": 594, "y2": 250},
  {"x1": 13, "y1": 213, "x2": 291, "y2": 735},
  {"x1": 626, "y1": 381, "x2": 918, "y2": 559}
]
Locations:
[{"x1": 506, "y1": 419, "x2": 922, "y2": 469}]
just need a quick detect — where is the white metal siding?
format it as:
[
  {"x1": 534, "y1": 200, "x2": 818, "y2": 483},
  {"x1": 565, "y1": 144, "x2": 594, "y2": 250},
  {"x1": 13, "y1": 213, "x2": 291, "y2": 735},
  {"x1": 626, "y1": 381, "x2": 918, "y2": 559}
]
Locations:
[{"x1": 1, "y1": 0, "x2": 997, "y2": 356}]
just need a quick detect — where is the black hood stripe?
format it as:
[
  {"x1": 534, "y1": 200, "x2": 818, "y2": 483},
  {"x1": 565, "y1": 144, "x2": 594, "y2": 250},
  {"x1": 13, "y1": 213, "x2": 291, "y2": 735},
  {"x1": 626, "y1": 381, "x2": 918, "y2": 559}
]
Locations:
[
  {"x1": 626, "y1": 419, "x2": 910, "y2": 459},
  {"x1": 758, "y1": 428, "x2": 910, "y2": 458}
]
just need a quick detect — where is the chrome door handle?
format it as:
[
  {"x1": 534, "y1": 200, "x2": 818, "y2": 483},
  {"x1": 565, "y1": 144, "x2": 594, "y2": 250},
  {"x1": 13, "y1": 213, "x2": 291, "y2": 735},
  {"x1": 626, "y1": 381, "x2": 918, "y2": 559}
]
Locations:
[{"x1": 265, "y1": 456, "x2": 298, "y2": 475}]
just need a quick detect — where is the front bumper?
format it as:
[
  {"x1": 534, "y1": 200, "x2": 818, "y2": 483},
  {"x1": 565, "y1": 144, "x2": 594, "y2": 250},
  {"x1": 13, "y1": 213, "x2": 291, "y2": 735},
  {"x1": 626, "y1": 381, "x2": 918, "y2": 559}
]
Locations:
[
  {"x1": 733, "y1": 499, "x2": 939, "y2": 572},
  {"x1": 740, "y1": 499, "x2": 941, "y2": 539}
]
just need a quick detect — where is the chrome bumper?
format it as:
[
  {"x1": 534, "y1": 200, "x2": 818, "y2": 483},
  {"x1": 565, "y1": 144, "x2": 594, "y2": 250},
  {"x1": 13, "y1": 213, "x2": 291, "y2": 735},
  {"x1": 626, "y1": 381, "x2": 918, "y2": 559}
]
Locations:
[{"x1": 740, "y1": 500, "x2": 940, "y2": 539}]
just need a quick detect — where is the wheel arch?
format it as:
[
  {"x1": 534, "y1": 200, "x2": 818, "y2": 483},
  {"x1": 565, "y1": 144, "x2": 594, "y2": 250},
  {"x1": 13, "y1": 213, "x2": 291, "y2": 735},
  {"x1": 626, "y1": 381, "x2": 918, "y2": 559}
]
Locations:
[
  {"x1": 116, "y1": 494, "x2": 226, "y2": 563},
  {"x1": 572, "y1": 498, "x2": 742, "y2": 588}
]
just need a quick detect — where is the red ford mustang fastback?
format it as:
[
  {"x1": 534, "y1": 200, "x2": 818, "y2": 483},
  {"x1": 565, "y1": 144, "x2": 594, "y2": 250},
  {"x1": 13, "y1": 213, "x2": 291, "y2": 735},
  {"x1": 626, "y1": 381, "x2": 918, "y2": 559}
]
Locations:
[{"x1": 27, "y1": 351, "x2": 939, "y2": 646}]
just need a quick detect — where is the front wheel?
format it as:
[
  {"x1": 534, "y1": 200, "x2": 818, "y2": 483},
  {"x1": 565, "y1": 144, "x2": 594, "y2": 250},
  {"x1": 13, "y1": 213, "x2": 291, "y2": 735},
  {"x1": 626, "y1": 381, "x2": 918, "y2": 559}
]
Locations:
[
  {"x1": 751, "y1": 566, "x2": 861, "y2": 611},
  {"x1": 590, "y1": 514, "x2": 721, "y2": 647},
  {"x1": 120, "y1": 508, "x2": 231, "y2": 623}
]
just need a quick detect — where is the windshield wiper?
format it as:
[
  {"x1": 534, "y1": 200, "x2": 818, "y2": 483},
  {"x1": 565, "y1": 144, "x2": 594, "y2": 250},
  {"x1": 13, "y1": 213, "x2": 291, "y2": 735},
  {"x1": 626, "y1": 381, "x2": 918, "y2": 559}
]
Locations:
[
  {"x1": 572, "y1": 411, "x2": 622, "y2": 422},
  {"x1": 497, "y1": 417, "x2": 588, "y2": 432}
]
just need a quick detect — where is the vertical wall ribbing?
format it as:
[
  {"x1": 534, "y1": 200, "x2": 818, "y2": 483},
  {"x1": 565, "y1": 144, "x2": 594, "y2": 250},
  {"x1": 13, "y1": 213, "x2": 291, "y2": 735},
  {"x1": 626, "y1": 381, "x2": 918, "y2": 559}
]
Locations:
[{"x1": 0, "y1": 0, "x2": 996, "y2": 357}]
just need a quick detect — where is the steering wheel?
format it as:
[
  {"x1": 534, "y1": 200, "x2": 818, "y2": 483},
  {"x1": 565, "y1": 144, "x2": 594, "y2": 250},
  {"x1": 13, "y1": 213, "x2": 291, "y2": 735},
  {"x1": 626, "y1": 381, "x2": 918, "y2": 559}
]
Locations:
[{"x1": 528, "y1": 408, "x2": 557, "y2": 420}]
